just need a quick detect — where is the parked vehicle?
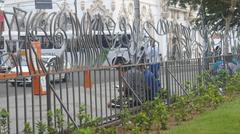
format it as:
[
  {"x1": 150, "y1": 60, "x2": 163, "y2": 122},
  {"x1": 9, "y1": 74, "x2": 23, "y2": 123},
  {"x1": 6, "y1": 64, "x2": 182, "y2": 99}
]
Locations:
[
  {"x1": 0, "y1": 64, "x2": 11, "y2": 73},
  {"x1": 9, "y1": 55, "x2": 70, "y2": 86},
  {"x1": 106, "y1": 47, "x2": 130, "y2": 65}
]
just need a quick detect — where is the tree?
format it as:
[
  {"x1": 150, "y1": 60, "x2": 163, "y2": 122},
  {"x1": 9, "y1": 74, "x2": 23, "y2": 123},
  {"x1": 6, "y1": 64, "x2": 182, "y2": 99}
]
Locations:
[
  {"x1": 134, "y1": 0, "x2": 140, "y2": 63},
  {"x1": 169, "y1": 0, "x2": 240, "y2": 55}
]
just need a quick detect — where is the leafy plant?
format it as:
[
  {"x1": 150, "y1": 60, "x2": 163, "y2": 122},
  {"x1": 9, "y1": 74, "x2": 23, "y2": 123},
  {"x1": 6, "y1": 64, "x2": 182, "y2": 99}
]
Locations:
[
  {"x1": 171, "y1": 88, "x2": 199, "y2": 124},
  {"x1": 142, "y1": 101, "x2": 155, "y2": 128},
  {"x1": 77, "y1": 105, "x2": 101, "y2": 128},
  {"x1": 36, "y1": 121, "x2": 47, "y2": 134},
  {"x1": 134, "y1": 112, "x2": 151, "y2": 132},
  {"x1": 55, "y1": 109, "x2": 64, "y2": 132},
  {"x1": 119, "y1": 106, "x2": 132, "y2": 129},
  {"x1": 71, "y1": 127, "x2": 95, "y2": 134},
  {"x1": 67, "y1": 122, "x2": 74, "y2": 133},
  {"x1": 152, "y1": 97, "x2": 169, "y2": 130},
  {"x1": 160, "y1": 88, "x2": 169, "y2": 101},
  {"x1": 23, "y1": 122, "x2": 33, "y2": 134},
  {"x1": 130, "y1": 126, "x2": 141, "y2": 134},
  {"x1": 142, "y1": 95, "x2": 169, "y2": 132},
  {"x1": 225, "y1": 72, "x2": 240, "y2": 98},
  {"x1": 0, "y1": 108, "x2": 9, "y2": 134},
  {"x1": 47, "y1": 110, "x2": 58, "y2": 134},
  {"x1": 97, "y1": 127, "x2": 116, "y2": 134}
]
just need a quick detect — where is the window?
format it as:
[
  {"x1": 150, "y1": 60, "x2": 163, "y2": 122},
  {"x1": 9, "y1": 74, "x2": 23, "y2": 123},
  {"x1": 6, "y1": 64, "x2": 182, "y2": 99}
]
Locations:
[
  {"x1": 20, "y1": 36, "x2": 54, "y2": 49},
  {"x1": 42, "y1": 36, "x2": 53, "y2": 49},
  {"x1": 117, "y1": 34, "x2": 131, "y2": 48},
  {"x1": 101, "y1": 34, "x2": 131, "y2": 48},
  {"x1": 5, "y1": 40, "x2": 17, "y2": 53}
]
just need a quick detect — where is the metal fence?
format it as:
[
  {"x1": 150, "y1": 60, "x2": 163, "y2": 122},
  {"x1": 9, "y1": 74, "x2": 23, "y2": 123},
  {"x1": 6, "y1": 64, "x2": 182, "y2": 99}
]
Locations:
[
  {"x1": 0, "y1": 57, "x2": 204, "y2": 134},
  {"x1": 0, "y1": 7, "x2": 207, "y2": 134},
  {"x1": 1, "y1": 5, "x2": 240, "y2": 134}
]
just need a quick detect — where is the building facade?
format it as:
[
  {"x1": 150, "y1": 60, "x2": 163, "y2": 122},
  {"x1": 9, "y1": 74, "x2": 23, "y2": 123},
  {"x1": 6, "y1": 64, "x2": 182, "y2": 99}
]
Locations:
[
  {"x1": 4, "y1": 0, "x2": 192, "y2": 26},
  {"x1": 2, "y1": 0, "x2": 197, "y2": 61}
]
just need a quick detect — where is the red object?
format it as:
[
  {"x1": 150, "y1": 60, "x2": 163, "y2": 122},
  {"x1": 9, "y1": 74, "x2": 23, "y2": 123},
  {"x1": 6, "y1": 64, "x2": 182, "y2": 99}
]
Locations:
[
  {"x1": 31, "y1": 41, "x2": 46, "y2": 95},
  {"x1": 84, "y1": 70, "x2": 92, "y2": 88},
  {"x1": 0, "y1": 10, "x2": 4, "y2": 32},
  {"x1": 0, "y1": 11, "x2": 4, "y2": 23}
]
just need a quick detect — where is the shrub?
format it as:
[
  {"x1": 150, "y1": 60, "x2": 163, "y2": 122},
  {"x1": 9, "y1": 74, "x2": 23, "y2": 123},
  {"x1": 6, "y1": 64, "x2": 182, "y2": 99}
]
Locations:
[
  {"x1": 119, "y1": 106, "x2": 131, "y2": 128},
  {"x1": 77, "y1": 105, "x2": 101, "y2": 128},
  {"x1": 54, "y1": 109, "x2": 64, "y2": 132},
  {"x1": 36, "y1": 121, "x2": 47, "y2": 134},
  {"x1": 141, "y1": 95, "x2": 169, "y2": 132},
  {"x1": 152, "y1": 96, "x2": 169, "y2": 130},
  {"x1": 23, "y1": 122, "x2": 33, "y2": 134},
  {"x1": 97, "y1": 127, "x2": 116, "y2": 134},
  {"x1": 47, "y1": 110, "x2": 58, "y2": 134},
  {"x1": 134, "y1": 112, "x2": 151, "y2": 132},
  {"x1": 171, "y1": 95, "x2": 189, "y2": 124},
  {"x1": 71, "y1": 127, "x2": 95, "y2": 134},
  {"x1": 225, "y1": 72, "x2": 240, "y2": 97},
  {"x1": 0, "y1": 109, "x2": 9, "y2": 134}
]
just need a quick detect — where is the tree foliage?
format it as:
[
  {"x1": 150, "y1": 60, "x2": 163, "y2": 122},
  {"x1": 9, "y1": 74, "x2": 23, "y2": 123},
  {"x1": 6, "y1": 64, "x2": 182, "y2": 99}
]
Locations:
[{"x1": 168, "y1": 0, "x2": 240, "y2": 31}]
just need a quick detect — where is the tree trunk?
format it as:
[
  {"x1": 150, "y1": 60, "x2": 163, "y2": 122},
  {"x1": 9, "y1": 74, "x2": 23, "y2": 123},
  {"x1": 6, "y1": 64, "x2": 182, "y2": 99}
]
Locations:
[
  {"x1": 201, "y1": 0, "x2": 209, "y2": 69},
  {"x1": 223, "y1": 0, "x2": 236, "y2": 55},
  {"x1": 134, "y1": 0, "x2": 140, "y2": 63},
  {"x1": 223, "y1": 17, "x2": 231, "y2": 55}
]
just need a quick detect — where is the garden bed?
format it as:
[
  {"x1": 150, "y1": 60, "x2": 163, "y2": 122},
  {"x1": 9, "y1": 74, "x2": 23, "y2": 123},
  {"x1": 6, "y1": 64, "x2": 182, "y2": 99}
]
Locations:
[{"x1": 162, "y1": 98, "x2": 240, "y2": 134}]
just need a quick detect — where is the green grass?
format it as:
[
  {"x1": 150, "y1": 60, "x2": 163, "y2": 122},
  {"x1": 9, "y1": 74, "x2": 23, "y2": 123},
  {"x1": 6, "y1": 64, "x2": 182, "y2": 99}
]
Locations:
[{"x1": 163, "y1": 99, "x2": 240, "y2": 134}]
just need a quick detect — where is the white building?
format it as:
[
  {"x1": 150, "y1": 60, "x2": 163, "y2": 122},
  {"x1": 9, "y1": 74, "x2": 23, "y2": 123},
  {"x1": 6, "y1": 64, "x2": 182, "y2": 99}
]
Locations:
[
  {"x1": 4, "y1": 0, "x2": 192, "y2": 27},
  {"x1": 2, "y1": 0, "x2": 197, "y2": 62}
]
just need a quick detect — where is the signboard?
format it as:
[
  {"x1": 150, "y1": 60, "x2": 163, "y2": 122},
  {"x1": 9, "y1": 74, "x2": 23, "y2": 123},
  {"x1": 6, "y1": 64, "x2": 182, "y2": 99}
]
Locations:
[{"x1": 35, "y1": 0, "x2": 53, "y2": 9}]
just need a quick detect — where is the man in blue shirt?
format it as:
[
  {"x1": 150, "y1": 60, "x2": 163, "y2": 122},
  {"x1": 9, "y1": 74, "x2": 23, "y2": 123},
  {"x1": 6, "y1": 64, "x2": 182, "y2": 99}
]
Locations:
[
  {"x1": 109, "y1": 65, "x2": 161, "y2": 108},
  {"x1": 144, "y1": 68, "x2": 161, "y2": 100}
]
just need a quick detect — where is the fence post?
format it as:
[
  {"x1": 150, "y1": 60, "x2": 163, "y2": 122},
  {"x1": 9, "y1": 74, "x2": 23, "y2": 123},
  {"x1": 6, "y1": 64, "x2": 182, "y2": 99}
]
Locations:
[
  {"x1": 46, "y1": 74, "x2": 51, "y2": 126},
  {"x1": 165, "y1": 61, "x2": 170, "y2": 105},
  {"x1": 197, "y1": 58, "x2": 202, "y2": 96},
  {"x1": 197, "y1": 58, "x2": 202, "y2": 75},
  {"x1": 118, "y1": 66, "x2": 123, "y2": 111}
]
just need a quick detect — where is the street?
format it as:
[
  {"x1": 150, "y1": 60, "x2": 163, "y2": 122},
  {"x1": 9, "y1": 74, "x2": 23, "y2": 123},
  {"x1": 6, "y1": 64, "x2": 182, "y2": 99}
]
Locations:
[{"x1": 0, "y1": 64, "x2": 200, "y2": 133}]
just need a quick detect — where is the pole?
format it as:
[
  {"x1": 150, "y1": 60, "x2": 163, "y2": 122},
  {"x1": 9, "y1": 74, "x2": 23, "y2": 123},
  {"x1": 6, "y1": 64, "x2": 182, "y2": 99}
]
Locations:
[
  {"x1": 201, "y1": 0, "x2": 209, "y2": 70},
  {"x1": 74, "y1": 0, "x2": 77, "y2": 16},
  {"x1": 46, "y1": 74, "x2": 51, "y2": 127},
  {"x1": 134, "y1": 0, "x2": 140, "y2": 63}
]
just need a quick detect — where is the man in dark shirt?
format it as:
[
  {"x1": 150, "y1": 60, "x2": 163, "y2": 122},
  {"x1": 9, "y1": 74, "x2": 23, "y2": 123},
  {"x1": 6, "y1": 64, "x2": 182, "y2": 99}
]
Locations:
[{"x1": 109, "y1": 65, "x2": 160, "y2": 108}]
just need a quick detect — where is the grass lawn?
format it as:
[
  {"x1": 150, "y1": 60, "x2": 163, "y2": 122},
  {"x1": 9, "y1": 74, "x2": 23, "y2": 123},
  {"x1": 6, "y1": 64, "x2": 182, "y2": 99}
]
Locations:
[{"x1": 163, "y1": 98, "x2": 240, "y2": 134}]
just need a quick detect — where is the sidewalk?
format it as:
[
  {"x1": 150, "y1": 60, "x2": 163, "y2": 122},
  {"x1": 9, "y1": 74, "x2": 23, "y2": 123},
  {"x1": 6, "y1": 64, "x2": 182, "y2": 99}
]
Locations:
[{"x1": 0, "y1": 82, "x2": 120, "y2": 134}]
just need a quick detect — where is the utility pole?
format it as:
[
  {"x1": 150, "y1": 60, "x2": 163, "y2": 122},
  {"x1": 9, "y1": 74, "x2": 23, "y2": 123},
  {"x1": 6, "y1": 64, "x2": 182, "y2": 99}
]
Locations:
[{"x1": 134, "y1": 0, "x2": 140, "y2": 63}]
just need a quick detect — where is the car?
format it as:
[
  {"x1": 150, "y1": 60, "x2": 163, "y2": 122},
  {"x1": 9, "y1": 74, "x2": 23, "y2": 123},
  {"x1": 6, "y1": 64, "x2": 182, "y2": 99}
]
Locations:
[
  {"x1": 106, "y1": 47, "x2": 130, "y2": 65},
  {"x1": 0, "y1": 64, "x2": 11, "y2": 73},
  {"x1": 103, "y1": 34, "x2": 131, "y2": 65},
  {"x1": 0, "y1": 53, "x2": 12, "y2": 73},
  {"x1": 9, "y1": 55, "x2": 70, "y2": 86}
]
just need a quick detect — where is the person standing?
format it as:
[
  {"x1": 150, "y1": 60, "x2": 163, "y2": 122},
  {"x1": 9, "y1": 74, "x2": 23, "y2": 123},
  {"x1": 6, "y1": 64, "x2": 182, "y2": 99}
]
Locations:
[
  {"x1": 146, "y1": 39, "x2": 160, "y2": 63},
  {"x1": 146, "y1": 39, "x2": 161, "y2": 79}
]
